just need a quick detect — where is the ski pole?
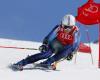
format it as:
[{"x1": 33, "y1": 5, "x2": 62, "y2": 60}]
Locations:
[{"x1": 0, "y1": 46, "x2": 39, "y2": 50}]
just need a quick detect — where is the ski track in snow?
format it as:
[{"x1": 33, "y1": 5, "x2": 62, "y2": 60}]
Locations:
[{"x1": 0, "y1": 38, "x2": 99, "y2": 80}]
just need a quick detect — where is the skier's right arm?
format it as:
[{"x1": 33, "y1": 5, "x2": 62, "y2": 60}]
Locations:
[
  {"x1": 43, "y1": 25, "x2": 59, "y2": 44},
  {"x1": 39, "y1": 25, "x2": 59, "y2": 52}
]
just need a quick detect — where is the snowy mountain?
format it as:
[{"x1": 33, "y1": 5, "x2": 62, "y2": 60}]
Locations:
[{"x1": 0, "y1": 38, "x2": 99, "y2": 80}]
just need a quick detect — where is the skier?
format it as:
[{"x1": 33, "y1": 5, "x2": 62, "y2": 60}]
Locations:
[{"x1": 12, "y1": 14, "x2": 80, "y2": 71}]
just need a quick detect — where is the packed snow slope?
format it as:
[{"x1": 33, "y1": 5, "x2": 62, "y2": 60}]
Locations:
[{"x1": 0, "y1": 38, "x2": 99, "y2": 80}]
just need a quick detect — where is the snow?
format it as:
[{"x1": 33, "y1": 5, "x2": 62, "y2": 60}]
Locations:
[{"x1": 0, "y1": 38, "x2": 99, "y2": 80}]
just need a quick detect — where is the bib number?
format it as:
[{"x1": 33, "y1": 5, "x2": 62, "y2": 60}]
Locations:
[{"x1": 59, "y1": 33, "x2": 73, "y2": 40}]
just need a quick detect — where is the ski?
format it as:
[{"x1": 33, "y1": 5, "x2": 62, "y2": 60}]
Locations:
[{"x1": 8, "y1": 63, "x2": 60, "y2": 71}]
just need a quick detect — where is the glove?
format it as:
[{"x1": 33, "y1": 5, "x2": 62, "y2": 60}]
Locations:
[
  {"x1": 43, "y1": 37, "x2": 49, "y2": 45},
  {"x1": 66, "y1": 54, "x2": 73, "y2": 61},
  {"x1": 39, "y1": 44, "x2": 49, "y2": 52}
]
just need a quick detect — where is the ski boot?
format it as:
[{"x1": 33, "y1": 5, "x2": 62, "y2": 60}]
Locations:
[
  {"x1": 9, "y1": 63, "x2": 23, "y2": 71},
  {"x1": 51, "y1": 63, "x2": 57, "y2": 70},
  {"x1": 9, "y1": 59, "x2": 25, "y2": 71},
  {"x1": 33, "y1": 62, "x2": 55, "y2": 70}
]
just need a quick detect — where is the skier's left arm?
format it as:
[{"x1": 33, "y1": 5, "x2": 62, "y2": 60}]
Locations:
[{"x1": 72, "y1": 29, "x2": 80, "y2": 52}]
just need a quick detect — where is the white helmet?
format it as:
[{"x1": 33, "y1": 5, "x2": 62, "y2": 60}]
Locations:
[{"x1": 61, "y1": 14, "x2": 76, "y2": 26}]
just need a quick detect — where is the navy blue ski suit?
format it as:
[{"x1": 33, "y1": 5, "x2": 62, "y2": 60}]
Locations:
[{"x1": 16, "y1": 25, "x2": 80, "y2": 66}]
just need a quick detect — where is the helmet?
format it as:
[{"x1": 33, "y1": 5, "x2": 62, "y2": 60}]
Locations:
[{"x1": 61, "y1": 14, "x2": 76, "y2": 26}]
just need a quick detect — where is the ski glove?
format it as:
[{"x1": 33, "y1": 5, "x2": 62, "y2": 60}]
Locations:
[{"x1": 39, "y1": 44, "x2": 49, "y2": 52}]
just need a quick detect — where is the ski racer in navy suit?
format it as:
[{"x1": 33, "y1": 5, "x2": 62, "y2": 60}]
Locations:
[{"x1": 12, "y1": 14, "x2": 80, "y2": 70}]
